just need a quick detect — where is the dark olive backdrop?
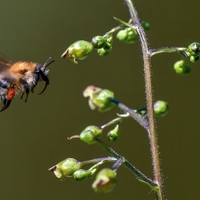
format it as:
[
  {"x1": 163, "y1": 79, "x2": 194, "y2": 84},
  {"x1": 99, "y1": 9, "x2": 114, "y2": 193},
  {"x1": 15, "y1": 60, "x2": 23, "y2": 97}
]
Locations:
[{"x1": 0, "y1": 0, "x2": 199, "y2": 199}]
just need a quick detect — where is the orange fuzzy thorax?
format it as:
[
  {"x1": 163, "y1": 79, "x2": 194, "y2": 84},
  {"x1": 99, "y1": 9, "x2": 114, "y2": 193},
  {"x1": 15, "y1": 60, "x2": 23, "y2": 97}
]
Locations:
[{"x1": 9, "y1": 62, "x2": 37, "y2": 75}]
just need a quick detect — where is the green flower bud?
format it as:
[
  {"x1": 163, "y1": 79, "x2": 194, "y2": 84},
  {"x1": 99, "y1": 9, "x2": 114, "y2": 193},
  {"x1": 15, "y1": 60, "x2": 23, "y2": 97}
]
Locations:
[
  {"x1": 174, "y1": 60, "x2": 191, "y2": 75},
  {"x1": 190, "y1": 55, "x2": 199, "y2": 63},
  {"x1": 92, "y1": 36, "x2": 106, "y2": 49},
  {"x1": 95, "y1": 36, "x2": 113, "y2": 56},
  {"x1": 73, "y1": 169, "x2": 90, "y2": 181},
  {"x1": 83, "y1": 86, "x2": 116, "y2": 112},
  {"x1": 61, "y1": 40, "x2": 93, "y2": 64},
  {"x1": 97, "y1": 47, "x2": 110, "y2": 56},
  {"x1": 154, "y1": 100, "x2": 168, "y2": 117},
  {"x1": 103, "y1": 42, "x2": 112, "y2": 51},
  {"x1": 92, "y1": 168, "x2": 117, "y2": 193},
  {"x1": 187, "y1": 42, "x2": 200, "y2": 56},
  {"x1": 116, "y1": 30, "x2": 127, "y2": 42},
  {"x1": 106, "y1": 35, "x2": 113, "y2": 45},
  {"x1": 116, "y1": 27, "x2": 138, "y2": 44},
  {"x1": 80, "y1": 125, "x2": 102, "y2": 144},
  {"x1": 49, "y1": 158, "x2": 81, "y2": 180},
  {"x1": 141, "y1": 20, "x2": 150, "y2": 31},
  {"x1": 94, "y1": 89, "x2": 115, "y2": 111},
  {"x1": 107, "y1": 124, "x2": 120, "y2": 141}
]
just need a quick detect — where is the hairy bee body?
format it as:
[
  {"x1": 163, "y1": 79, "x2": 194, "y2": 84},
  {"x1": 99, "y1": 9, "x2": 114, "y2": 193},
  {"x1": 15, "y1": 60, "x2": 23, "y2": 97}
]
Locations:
[{"x1": 0, "y1": 55, "x2": 54, "y2": 111}]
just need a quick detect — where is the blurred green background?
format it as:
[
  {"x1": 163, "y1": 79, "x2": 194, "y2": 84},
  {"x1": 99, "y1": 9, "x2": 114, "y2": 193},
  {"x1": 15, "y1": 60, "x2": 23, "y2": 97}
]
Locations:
[{"x1": 0, "y1": 0, "x2": 200, "y2": 199}]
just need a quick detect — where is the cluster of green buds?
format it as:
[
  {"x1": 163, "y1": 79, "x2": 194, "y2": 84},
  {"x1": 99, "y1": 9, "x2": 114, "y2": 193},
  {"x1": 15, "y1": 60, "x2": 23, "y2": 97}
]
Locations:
[
  {"x1": 49, "y1": 155, "x2": 120, "y2": 193},
  {"x1": 61, "y1": 35, "x2": 113, "y2": 63},
  {"x1": 92, "y1": 35, "x2": 113, "y2": 56},
  {"x1": 61, "y1": 19, "x2": 150, "y2": 63},
  {"x1": 173, "y1": 42, "x2": 200, "y2": 75},
  {"x1": 49, "y1": 157, "x2": 117, "y2": 183},
  {"x1": 116, "y1": 20, "x2": 150, "y2": 44},
  {"x1": 68, "y1": 117, "x2": 122, "y2": 145},
  {"x1": 116, "y1": 27, "x2": 138, "y2": 44},
  {"x1": 83, "y1": 85, "x2": 116, "y2": 112},
  {"x1": 185, "y1": 42, "x2": 200, "y2": 63}
]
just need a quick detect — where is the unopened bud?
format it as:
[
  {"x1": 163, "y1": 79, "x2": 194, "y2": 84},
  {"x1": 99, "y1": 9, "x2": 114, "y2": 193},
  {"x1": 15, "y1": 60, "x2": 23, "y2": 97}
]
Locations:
[
  {"x1": 141, "y1": 20, "x2": 150, "y2": 31},
  {"x1": 92, "y1": 168, "x2": 117, "y2": 193},
  {"x1": 187, "y1": 42, "x2": 200, "y2": 57},
  {"x1": 154, "y1": 100, "x2": 168, "y2": 117},
  {"x1": 49, "y1": 158, "x2": 81, "y2": 180},
  {"x1": 190, "y1": 55, "x2": 199, "y2": 63},
  {"x1": 92, "y1": 36, "x2": 106, "y2": 49},
  {"x1": 174, "y1": 60, "x2": 191, "y2": 75},
  {"x1": 61, "y1": 40, "x2": 93, "y2": 64},
  {"x1": 73, "y1": 169, "x2": 90, "y2": 181},
  {"x1": 116, "y1": 27, "x2": 138, "y2": 44},
  {"x1": 80, "y1": 125, "x2": 103, "y2": 144},
  {"x1": 107, "y1": 124, "x2": 120, "y2": 141}
]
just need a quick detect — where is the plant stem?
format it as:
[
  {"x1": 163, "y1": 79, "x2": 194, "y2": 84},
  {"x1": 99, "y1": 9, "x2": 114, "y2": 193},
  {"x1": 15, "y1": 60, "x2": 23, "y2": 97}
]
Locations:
[
  {"x1": 100, "y1": 117, "x2": 123, "y2": 129},
  {"x1": 150, "y1": 47, "x2": 187, "y2": 57},
  {"x1": 109, "y1": 97, "x2": 149, "y2": 130},
  {"x1": 117, "y1": 102, "x2": 149, "y2": 130},
  {"x1": 96, "y1": 138, "x2": 157, "y2": 189},
  {"x1": 80, "y1": 156, "x2": 117, "y2": 166},
  {"x1": 124, "y1": 0, "x2": 166, "y2": 199}
]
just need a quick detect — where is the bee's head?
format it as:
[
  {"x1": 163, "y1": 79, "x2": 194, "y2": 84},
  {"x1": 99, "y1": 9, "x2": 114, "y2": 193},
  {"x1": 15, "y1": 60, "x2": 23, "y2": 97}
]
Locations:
[{"x1": 35, "y1": 57, "x2": 54, "y2": 95}]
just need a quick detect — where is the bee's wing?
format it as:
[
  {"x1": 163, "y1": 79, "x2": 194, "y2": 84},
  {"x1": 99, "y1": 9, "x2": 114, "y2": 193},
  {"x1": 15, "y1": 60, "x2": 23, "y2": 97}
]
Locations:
[
  {"x1": 0, "y1": 52, "x2": 14, "y2": 103},
  {"x1": 0, "y1": 52, "x2": 13, "y2": 71}
]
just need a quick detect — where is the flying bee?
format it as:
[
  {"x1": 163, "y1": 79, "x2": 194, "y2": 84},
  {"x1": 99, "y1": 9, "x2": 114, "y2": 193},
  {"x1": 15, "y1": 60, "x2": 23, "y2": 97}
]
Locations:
[{"x1": 0, "y1": 53, "x2": 54, "y2": 111}]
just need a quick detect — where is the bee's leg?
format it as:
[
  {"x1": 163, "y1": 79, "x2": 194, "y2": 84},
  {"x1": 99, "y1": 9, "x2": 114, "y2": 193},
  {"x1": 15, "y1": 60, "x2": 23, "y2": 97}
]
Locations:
[
  {"x1": 20, "y1": 79, "x2": 30, "y2": 102},
  {"x1": 24, "y1": 88, "x2": 30, "y2": 102},
  {"x1": 38, "y1": 70, "x2": 49, "y2": 95},
  {"x1": 0, "y1": 99, "x2": 12, "y2": 112},
  {"x1": 0, "y1": 87, "x2": 15, "y2": 112},
  {"x1": 31, "y1": 86, "x2": 35, "y2": 93},
  {"x1": 31, "y1": 72, "x2": 40, "y2": 94},
  {"x1": 20, "y1": 92, "x2": 25, "y2": 100}
]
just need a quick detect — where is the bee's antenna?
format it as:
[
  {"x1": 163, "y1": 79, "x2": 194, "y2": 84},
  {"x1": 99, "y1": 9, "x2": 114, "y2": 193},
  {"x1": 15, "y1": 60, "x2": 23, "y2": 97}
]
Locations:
[{"x1": 43, "y1": 57, "x2": 55, "y2": 70}]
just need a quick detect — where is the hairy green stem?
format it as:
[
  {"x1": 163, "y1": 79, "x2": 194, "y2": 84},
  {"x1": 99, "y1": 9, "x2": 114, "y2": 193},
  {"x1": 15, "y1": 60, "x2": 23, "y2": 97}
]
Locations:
[
  {"x1": 96, "y1": 138, "x2": 157, "y2": 189},
  {"x1": 117, "y1": 102, "x2": 149, "y2": 130},
  {"x1": 124, "y1": 0, "x2": 166, "y2": 199},
  {"x1": 100, "y1": 117, "x2": 123, "y2": 129},
  {"x1": 80, "y1": 156, "x2": 117, "y2": 166},
  {"x1": 150, "y1": 47, "x2": 187, "y2": 57},
  {"x1": 109, "y1": 97, "x2": 149, "y2": 130}
]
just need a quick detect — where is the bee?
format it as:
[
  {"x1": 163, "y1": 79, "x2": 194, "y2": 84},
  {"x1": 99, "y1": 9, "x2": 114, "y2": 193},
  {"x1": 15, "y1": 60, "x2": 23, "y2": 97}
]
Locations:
[{"x1": 0, "y1": 53, "x2": 54, "y2": 111}]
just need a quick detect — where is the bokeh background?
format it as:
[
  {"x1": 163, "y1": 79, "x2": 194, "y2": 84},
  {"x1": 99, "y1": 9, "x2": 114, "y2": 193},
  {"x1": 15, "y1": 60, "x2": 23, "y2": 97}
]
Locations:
[{"x1": 0, "y1": 0, "x2": 199, "y2": 199}]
